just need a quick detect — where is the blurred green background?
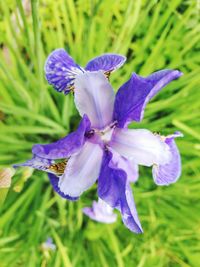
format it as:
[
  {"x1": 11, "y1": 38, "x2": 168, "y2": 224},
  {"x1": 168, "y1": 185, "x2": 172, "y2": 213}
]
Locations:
[{"x1": 0, "y1": 0, "x2": 200, "y2": 266}]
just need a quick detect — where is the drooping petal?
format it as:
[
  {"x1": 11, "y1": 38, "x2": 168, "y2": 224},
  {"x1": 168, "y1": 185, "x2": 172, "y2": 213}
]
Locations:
[
  {"x1": 98, "y1": 151, "x2": 143, "y2": 233},
  {"x1": 108, "y1": 148, "x2": 139, "y2": 183},
  {"x1": 45, "y1": 48, "x2": 84, "y2": 94},
  {"x1": 114, "y1": 70, "x2": 183, "y2": 127},
  {"x1": 59, "y1": 141, "x2": 103, "y2": 197},
  {"x1": 83, "y1": 198, "x2": 117, "y2": 224},
  {"x1": 74, "y1": 71, "x2": 115, "y2": 129},
  {"x1": 32, "y1": 115, "x2": 91, "y2": 160},
  {"x1": 110, "y1": 128, "x2": 171, "y2": 167},
  {"x1": 14, "y1": 156, "x2": 78, "y2": 200},
  {"x1": 85, "y1": 54, "x2": 126, "y2": 73},
  {"x1": 14, "y1": 155, "x2": 54, "y2": 173},
  {"x1": 48, "y1": 173, "x2": 78, "y2": 201},
  {"x1": 152, "y1": 132, "x2": 183, "y2": 185}
]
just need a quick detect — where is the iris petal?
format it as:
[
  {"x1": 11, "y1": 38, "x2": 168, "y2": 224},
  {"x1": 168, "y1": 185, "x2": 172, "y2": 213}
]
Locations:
[
  {"x1": 59, "y1": 141, "x2": 103, "y2": 197},
  {"x1": 45, "y1": 48, "x2": 83, "y2": 94},
  {"x1": 108, "y1": 148, "x2": 139, "y2": 183},
  {"x1": 32, "y1": 115, "x2": 91, "y2": 160},
  {"x1": 110, "y1": 128, "x2": 171, "y2": 167},
  {"x1": 83, "y1": 198, "x2": 117, "y2": 224},
  {"x1": 85, "y1": 54, "x2": 126, "y2": 73},
  {"x1": 14, "y1": 155, "x2": 54, "y2": 173},
  {"x1": 152, "y1": 132, "x2": 183, "y2": 185},
  {"x1": 114, "y1": 70, "x2": 183, "y2": 127},
  {"x1": 98, "y1": 151, "x2": 143, "y2": 233},
  {"x1": 74, "y1": 71, "x2": 115, "y2": 129},
  {"x1": 48, "y1": 173, "x2": 78, "y2": 200}
]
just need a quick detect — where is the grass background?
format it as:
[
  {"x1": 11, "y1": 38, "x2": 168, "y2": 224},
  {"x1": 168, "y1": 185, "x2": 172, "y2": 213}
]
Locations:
[{"x1": 0, "y1": 0, "x2": 200, "y2": 266}]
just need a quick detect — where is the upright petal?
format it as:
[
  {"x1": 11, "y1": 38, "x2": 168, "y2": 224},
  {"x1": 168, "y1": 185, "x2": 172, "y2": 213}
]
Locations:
[
  {"x1": 83, "y1": 198, "x2": 117, "y2": 224},
  {"x1": 59, "y1": 141, "x2": 103, "y2": 197},
  {"x1": 98, "y1": 151, "x2": 143, "y2": 233},
  {"x1": 110, "y1": 128, "x2": 171, "y2": 167},
  {"x1": 74, "y1": 71, "x2": 115, "y2": 129},
  {"x1": 32, "y1": 115, "x2": 91, "y2": 160},
  {"x1": 45, "y1": 49, "x2": 83, "y2": 94},
  {"x1": 152, "y1": 132, "x2": 183, "y2": 185},
  {"x1": 48, "y1": 173, "x2": 78, "y2": 201},
  {"x1": 85, "y1": 54, "x2": 126, "y2": 73},
  {"x1": 114, "y1": 70, "x2": 183, "y2": 127}
]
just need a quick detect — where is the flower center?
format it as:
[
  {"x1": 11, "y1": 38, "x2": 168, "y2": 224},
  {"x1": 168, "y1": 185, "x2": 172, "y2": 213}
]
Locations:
[
  {"x1": 85, "y1": 122, "x2": 117, "y2": 144},
  {"x1": 99, "y1": 126, "x2": 114, "y2": 143}
]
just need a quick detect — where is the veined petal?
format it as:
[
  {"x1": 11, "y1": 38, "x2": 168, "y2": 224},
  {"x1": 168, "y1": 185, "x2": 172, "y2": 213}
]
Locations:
[
  {"x1": 98, "y1": 151, "x2": 143, "y2": 233},
  {"x1": 14, "y1": 155, "x2": 54, "y2": 173},
  {"x1": 83, "y1": 198, "x2": 117, "y2": 224},
  {"x1": 114, "y1": 70, "x2": 183, "y2": 127},
  {"x1": 14, "y1": 156, "x2": 68, "y2": 177},
  {"x1": 108, "y1": 147, "x2": 139, "y2": 183},
  {"x1": 59, "y1": 141, "x2": 103, "y2": 197},
  {"x1": 32, "y1": 115, "x2": 91, "y2": 160},
  {"x1": 14, "y1": 157, "x2": 77, "y2": 200},
  {"x1": 110, "y1": 128, "x2": 171, "y2": 167},
  {"x1": 85, "y1": 54, "x2": 126, "y2": 74},
  {"x1": 48, "y1": 173, "x2": 78, "y2": 201},
  {"x1": 45, "y1": 48, "x2": 83, "y2": 94},
  {"x1": 74, "y1": 71, "x2": 115, "y2": 129},
  {"x1": 153, "y1": 132, "x2": 183, "y2": 185}
]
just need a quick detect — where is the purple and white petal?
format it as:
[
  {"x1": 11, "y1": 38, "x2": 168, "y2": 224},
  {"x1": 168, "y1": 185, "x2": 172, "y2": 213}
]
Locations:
[
  {"x1": 59, "y1": 141, "x2": 103, "y2": 197},
  {"x1": 14, "y1": 157, "x2": 78, "y2": 200},
  {"x1": 153, "y1": 132, "x2": 183, "y2": 185},
  {"x1": 110, "y1": 128, "x2": 171, "y2": 167},
  {"x1": 45, "y1": 48, "x2": 84, "y2": 94},
  {"x1": 48, "y1": 173, "x2": 78, "y2": 201},
  {"x1": 83, "y1": 198, "x2": 117, "y2": 224},
  {"x1": 85, "y1": 54, "x2": 126, "y2": 73},
  {"x1": 13, "y1": 155, "x2": 54, "y2": 173},
  {"x1": 114, "y1": 70, "x2": 183, "y2": 127},
  {"x1": 98, "y1": 151, "x2": 143, "y2": 233},
  {"x1": 74, "y1": 71, "x2": 115, "y2": 130},
  {"x1": 108, "y1": 147, "x2": 139, "y2": 183},
  {"x1": 32, "y1": 115, "x2": 91, "y2": 160}
]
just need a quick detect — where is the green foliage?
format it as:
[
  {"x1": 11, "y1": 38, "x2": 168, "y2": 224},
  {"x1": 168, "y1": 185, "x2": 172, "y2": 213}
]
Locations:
[{"x1": 0, "y1": 0, "x2": 200, "y2": 266}]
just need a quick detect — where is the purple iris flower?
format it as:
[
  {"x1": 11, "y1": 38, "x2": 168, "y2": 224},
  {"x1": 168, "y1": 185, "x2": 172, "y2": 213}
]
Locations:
[
  {"x1": 83, "y1": 198, "x2": 117, "y2": 224},
  {"x1": 44, "y1": 49, "x2": 126, "y2": 94},
  {"x1": 15, "y1": 55, "x2": 183, "y2": 233},
  {"x1": 41, "y1": 237, "x2": 56, "y2": 251}
]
